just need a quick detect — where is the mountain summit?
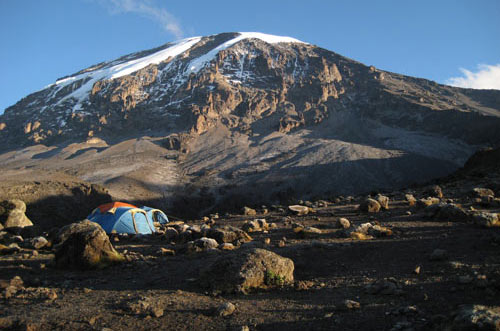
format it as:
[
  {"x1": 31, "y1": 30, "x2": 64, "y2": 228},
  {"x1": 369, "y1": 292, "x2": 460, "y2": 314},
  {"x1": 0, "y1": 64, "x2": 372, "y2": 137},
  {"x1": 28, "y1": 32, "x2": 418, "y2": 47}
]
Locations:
[{"x1": 1, "y1": 32, "x2": 499, "y2": 214}]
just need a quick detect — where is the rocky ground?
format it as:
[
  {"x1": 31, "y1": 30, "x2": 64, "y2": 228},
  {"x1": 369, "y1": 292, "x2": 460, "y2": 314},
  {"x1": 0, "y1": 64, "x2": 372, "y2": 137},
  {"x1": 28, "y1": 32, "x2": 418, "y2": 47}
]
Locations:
[{"x1": 1, "y1": 169, "x2": 500, "y2": 331}]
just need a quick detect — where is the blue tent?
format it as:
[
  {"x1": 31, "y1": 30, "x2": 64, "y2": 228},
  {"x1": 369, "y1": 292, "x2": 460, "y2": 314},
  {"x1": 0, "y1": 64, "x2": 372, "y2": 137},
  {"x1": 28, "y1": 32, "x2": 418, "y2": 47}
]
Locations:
[
  {"x1": 87, "y1": 202, "x2": 156, "y2": 234},
  {"x1": 141, "y1": 206, "x2": 169, "y2": 225}
]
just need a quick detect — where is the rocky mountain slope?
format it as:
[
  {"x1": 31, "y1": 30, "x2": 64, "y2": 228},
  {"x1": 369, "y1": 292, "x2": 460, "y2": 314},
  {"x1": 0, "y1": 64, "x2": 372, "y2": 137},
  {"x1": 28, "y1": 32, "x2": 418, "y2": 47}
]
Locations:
[{"x1": 1, "y1": 32, "x2": 499, "y2": 215}]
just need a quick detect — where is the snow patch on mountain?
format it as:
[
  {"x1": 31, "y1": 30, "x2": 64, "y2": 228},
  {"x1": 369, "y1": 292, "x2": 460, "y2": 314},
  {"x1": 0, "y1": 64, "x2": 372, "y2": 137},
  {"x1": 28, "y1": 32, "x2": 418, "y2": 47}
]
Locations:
[
  {"x1": 188, "y1": 32, "x2": 305, "y2": 74},
  {"x1": 50, "y1": 37, "x2": 202, "y2": 111}
]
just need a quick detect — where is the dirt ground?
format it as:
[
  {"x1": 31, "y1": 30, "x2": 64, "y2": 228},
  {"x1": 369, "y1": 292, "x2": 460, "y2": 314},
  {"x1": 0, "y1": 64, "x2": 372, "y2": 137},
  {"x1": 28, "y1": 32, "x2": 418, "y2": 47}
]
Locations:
[{"x1": 1, "y1": 184, "x2": 500, "y2": 331}]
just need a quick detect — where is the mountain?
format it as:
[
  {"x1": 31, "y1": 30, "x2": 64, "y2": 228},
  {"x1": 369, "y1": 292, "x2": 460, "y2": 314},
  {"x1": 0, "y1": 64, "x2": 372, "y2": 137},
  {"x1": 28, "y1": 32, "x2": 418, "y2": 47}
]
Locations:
[{"x1": 1, "y1": 32, "x2": 499, "y2": 216}]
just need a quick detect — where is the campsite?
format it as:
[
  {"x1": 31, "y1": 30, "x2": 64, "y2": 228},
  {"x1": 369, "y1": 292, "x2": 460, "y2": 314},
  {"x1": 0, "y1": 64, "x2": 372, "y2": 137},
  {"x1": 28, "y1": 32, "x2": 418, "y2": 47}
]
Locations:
[{"x1": 1, "y1": 162, "x2": 500, "y2": 330}]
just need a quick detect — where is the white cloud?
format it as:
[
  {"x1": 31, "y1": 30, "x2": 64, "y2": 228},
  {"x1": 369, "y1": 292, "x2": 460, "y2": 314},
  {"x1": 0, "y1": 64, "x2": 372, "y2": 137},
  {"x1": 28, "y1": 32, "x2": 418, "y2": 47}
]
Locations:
[
  {"x1": 446, "y1": 64, "x2": 500, "y2": 90},
  {"x1": 100, "y1": 0, "x2": 183, "y2": 38}
]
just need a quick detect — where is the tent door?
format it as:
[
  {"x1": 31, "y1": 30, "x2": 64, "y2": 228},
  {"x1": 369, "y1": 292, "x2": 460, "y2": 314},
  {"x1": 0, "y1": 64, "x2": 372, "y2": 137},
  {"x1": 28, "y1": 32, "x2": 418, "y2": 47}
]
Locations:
[{"x1": 132, "y1": 212, "x2": 153, "y2": 234}]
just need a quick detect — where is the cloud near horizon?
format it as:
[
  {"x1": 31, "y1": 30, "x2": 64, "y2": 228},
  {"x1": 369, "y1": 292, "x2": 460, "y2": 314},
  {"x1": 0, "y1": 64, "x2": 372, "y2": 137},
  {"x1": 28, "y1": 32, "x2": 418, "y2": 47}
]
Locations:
[
  {"x1": 446, "y1": 64, "x2": 500, "y2": 90},
  {"x1": 100, "y1": 0, "x2": 183, "y2": 38}
]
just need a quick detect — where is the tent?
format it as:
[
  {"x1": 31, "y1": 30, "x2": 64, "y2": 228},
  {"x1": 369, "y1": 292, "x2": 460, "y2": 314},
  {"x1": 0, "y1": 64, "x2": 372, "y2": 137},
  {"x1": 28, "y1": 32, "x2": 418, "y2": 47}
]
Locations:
[
  {"x1": 87, "y1": 202, "x2": 156, "y2": 234},
  {"x1": 141, "y1": 206, "x2": 169, "y2": 225}
]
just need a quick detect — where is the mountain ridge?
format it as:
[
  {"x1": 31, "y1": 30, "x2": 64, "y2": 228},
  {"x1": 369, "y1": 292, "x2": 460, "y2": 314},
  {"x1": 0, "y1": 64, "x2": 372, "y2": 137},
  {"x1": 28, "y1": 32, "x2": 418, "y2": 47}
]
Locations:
[{"x1": 1, "y1": 32, "x2": 499, "y2": 215}]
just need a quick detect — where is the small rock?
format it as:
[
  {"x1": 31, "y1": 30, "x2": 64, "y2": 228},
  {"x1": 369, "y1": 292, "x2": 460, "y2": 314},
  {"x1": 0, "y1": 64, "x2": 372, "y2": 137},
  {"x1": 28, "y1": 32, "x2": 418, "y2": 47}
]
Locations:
[
  {"x1": 151, "y1": 307, "x2": 164, "y2": 318},
  {"x1": 430, "y1": 249, "x2": 448, "y2": 261},
  {"x1": 46, "y1": 289, "x2": 58, "y2": 301},
  {"x1": 188, "y1": 237, "x2": 219, "y2": 251},
  {"x1": 30, "y1": 236, "x2": 48, "y2": 250},
  {"x1": 0, "y1": 243, "x2": 20, "y2": 255},
  {"x1": 368, "y1": 224, "x2": 393, "y2": 237},
  {"x1": 4, "y1": 286, "x2": 18, "y2": 299},
  {"x1": 296, "y1": 226, "x2": 323, "y2": 238},
  {"x1": 426, "y1": 185, "x2": 443, "y2": 198},
  {"x1": 242, "y1": 219, "x2": 269, "y2": 232},
  {"x1": 336, "y1": 218, "x2": 350, "y2": 229},
  {"x1": 219, "y1": 243, "x2": 235, "y2": 250},
  {"x1": 405, "y1": 194, "x2": 417, "y2": 206},
  {"x1": 157, "y1": 247, "x2": 175, "y2": 256},
  {"x1": 359, "y1": 198, "x2": 381, "y2": 213},
  {"x1": 344, "y1": 299, "x2": 360, "y2": 309},
  {"x1": 207, "y1": 226, "x2": 252, "y2": 244},
  {"x1": 375, "y1": 194, "x2": 390, "y2": 210},
  {"x1": 414, "y1": 266, "x2": 421, "y2": 275},
  {"x1": 263, "y1": 238, "x2": 271, "y2": 245},
  {"x1": 10, "y1": 276, "x2": 23, "y2": 288},
  {"x1": 242, "y1": 207, "x2": 257, "y2": 216},
  {"x1": 278, "y1": 240, "x2": 286, "y2": 247},
  {"x1": 417, "y1": 197, "x2": 440, "y2": 208},
  {"x1": 217, "y1": 302, "x2": 236, "y2": 317},
  {"x1": 472, "y1": 188, "x2": 495, "y2": 198},
  {"x1": 288, "y1": 205, "x2": 311, "y2": 216}
]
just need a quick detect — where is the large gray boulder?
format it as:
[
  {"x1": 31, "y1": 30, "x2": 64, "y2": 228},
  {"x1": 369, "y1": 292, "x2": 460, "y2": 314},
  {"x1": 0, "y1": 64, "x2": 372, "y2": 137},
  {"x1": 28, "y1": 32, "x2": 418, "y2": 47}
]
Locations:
[
  {"x1": 200, "y1": 248, "x2": 294, "y2": 294},
  {"x1": 55, "y1": 220, "x2": 124, "y2": 269},
  {"x1": 0, "y1": 200, "x2": 33, "y2": 229}
]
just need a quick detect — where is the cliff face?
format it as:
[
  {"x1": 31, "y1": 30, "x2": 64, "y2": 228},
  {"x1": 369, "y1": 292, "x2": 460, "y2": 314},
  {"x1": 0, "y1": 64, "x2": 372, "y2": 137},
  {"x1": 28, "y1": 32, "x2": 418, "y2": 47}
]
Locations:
[{"x1": 1, "y1": 32, "x2": 499, "y2": 214}]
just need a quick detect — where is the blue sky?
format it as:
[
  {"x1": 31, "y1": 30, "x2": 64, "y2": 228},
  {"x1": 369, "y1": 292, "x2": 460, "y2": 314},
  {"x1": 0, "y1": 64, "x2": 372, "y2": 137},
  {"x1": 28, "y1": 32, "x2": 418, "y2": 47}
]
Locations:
[{"x1": 1, "y1": 0, "x2": 499, "y2": 113}]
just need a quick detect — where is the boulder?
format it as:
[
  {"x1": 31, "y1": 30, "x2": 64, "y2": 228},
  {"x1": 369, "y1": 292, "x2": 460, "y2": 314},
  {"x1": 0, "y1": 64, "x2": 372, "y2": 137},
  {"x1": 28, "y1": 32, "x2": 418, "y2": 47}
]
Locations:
[
  {"x1": 163, "y1": 227, "x2": 179, "y2": 241},
  {"x1": 375, "y1": 194, "x2": 390, "y2": 210},
  {"x1": 359, "y1": 198, "x2": 381, "y2": 213},
  {"x1": 242, "y1": 219, "x2": 269, "y2": 233},
  {"x1": 472, "y1": 212, "x2": 499, "y2": 228},
  {"x1": 348, "y1": 222, "x2": 392, "y2": 238},
  {"x1": 426, "y1": 203, "x2": 469, "y2": 222},
  {"x1": 425, "y1": 185, "x2": 443, "y2": 198},
  {"x1": 472, "y1": 188, "x2": 495, "y2": 198},
  {"x1": 216, "y1": 302, "x2": 236, "y2": 317},
  {"x1": 349, "y1": 232, "x2": 373, "y2": 240},
  {"x1": 200, "y1": 248, "x2": 294, "y2": 294},
  {"x1": 288, "y1": 205, "x2": 311, "y2": 216},
  {"x1": 242, "y1": 207, "x2": 257, "y2": 216},
  {"x1": 417, "y1": 197, "x2": 440, "y2": 208},
  {"x1": 405, "y1": 194, "x2": 417, "y2": 206},
  {"x1": 0, "y1": 200, "x2": 33, "y2": 229},
  {"x1": 368, "y1": 224, "x2": 393, "y2": 237},
  {"x1": 186, "y1": 237, "x2": 219, "y2": 252},
  {"x1": 295, "y1": 226, "x2": 323, "y2": 238},
  {"x1": 54, "y1": 220, "x2": 124, "y2": 269},
  {"x1": 0, "y1": 243, "x2": 21, "y2": 255},
  {"x1": 30, "y1": 236, "x2": 48, "y2": 250},
  {"x1": 336, "y1": 218, "x2": 351, "y2": 229},
  {"x1": 447, "y1": 305, "x2": 500, "y2": 330},
  {"x1": 207, "y1": 226, "x2": 252, "y2": 244}
]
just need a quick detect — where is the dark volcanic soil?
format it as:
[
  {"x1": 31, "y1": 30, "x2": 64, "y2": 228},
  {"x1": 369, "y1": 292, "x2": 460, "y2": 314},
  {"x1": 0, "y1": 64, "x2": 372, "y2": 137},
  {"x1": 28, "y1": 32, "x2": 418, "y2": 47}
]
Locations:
[{"x1": 1, "y1": 182, "x2": 500, "y2": 330}]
